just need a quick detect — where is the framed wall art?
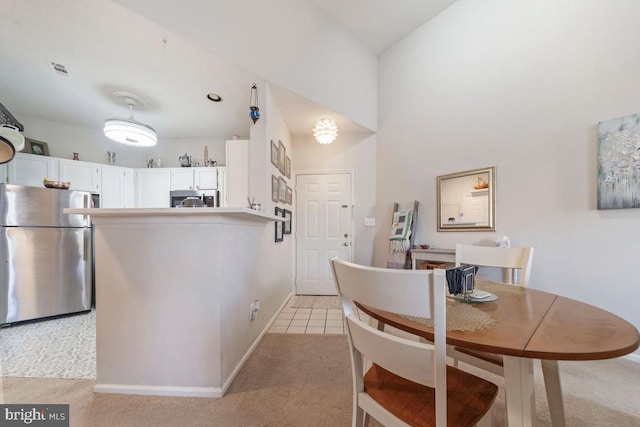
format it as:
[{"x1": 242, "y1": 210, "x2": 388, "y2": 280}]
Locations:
[
  {"x1": 284, "y1": 156, "x2": 291, "y2": 179},
  {"x1": 278, "y1": 176, "x2": 287, "y2": 202},
  {"x1": 598, "y1": 113, "x2": 640, "y2": 209},
  {"x1": 274, "y1": 207, "x2": 284, "y2": 242},
  {"x1": 24, "y1": 138, "x2": 50, "y2": 156},
  {"x1": 271, "y1": 175, "x2": 279, "y2": 203},
  {"x1": 283, "y1": 208, "x2": 292, "y2": 234},
  {"x1": 270, "y1": 140, "x2": 279, "y2": 169},
  {"x1": 278, "y1": 140, "x2": 286, "y2": 174},
  {"x1": 285, "y1": 186, "x2": 292, "y2": 205}
]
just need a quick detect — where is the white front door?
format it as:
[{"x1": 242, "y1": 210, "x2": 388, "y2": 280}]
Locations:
[{"x1": 295, "y1": 173, "x2": 353, "y2": 295}]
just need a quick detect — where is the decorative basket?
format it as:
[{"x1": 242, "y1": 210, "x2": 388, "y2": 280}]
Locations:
[{"x1": 43, "y1": 179, "x2": 70, "y2": 190}]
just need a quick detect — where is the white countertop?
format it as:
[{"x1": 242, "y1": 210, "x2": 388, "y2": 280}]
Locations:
[{"x1": 64, "y1": 207, "x2": 283, "y2": 223}]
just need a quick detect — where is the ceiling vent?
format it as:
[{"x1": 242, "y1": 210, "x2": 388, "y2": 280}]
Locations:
[{"x1": 49, "y1": 62, "x2": 70, "y2": 77}]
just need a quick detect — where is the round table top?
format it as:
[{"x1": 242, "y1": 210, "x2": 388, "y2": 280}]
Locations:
[{"x1": 358, "y1": 281, "x2": 640, "y2": 361}]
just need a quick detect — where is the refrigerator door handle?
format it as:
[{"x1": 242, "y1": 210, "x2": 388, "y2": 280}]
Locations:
[{"x1": 83, "y1": 228, "x2": 89, "y2": 261}]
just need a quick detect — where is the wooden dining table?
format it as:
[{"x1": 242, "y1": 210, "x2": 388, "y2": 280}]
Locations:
[{"x1": 357, "y1": 281, "x2": 640, "y2": 427}]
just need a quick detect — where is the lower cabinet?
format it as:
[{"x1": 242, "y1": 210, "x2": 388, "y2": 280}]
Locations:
[{"x1": 135, "y1": 169, "x2": 171, "y2": 207}]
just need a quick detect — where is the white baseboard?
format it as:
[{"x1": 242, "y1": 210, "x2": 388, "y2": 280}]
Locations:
[
  {"x1": 94, "y1": 383, "x2": 222, "y2": 398},
  {"x1": 219, "y1": 292, "x2": 293, "y2": 395},
  {"x1": 94, "y1": 293, "x2": 294, "y2": 399}
]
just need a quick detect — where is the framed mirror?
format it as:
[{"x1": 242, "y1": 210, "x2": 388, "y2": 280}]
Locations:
[{"x1": 437, "y1": 166, "x2": 496, "y2": 232}]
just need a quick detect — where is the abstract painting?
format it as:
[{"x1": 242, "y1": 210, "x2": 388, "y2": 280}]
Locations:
[{"x1": 598, "y1": 113, "x2": 640, "y2": 209}]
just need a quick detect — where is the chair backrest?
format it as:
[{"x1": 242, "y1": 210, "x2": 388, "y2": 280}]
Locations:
[
  {"x1": 455, "y1": 243, "x2": 533, "y2": 285},
  {"x1": 330, "y1": 257, "x2": 448, "y2": 427}
]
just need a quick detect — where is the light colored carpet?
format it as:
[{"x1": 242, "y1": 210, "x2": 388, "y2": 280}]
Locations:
[
  {"x1": 2, "y1": 333, "x2": 640, "y2": 426},
  {"x1": 0, "y1": 311, "x2": 95, "y2": 379}
]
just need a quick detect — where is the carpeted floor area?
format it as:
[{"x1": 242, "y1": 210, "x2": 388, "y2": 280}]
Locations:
[{"x1": 2, "y1": 332, "x2": 640, "y2": 426}]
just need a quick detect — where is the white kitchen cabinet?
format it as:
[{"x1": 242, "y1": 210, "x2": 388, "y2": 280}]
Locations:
[
  {"x1": 101, "y1": 165, "x2": 134, "y2": 208},
  {"x1": 218, "y1": 167, "x2": 227, "y2": 206},
  {"x1": 59, "y1": 159, "x2": 101, "y2": 193},
  {"x1": 225, "y1": 139, "x2": 248, "y2": 207},
  {"x1": 7, "y1": 153, "x2": 59, "y2": 188},
  {"x1": 135, "y1": 169, "x2": 171, "y2": 207},
  {"x1": 194, "y1": 167, "x2": 218, "y2": 190},
  {"x1": 170, "y1": 168, "x2": 195, "y2": 190}
]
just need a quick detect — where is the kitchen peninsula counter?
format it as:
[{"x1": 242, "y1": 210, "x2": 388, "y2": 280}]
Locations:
[{"x1": 65, "y1": 207, "x2": 284, "y2": 398}]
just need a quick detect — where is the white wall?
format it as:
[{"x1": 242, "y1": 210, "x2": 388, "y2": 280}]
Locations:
[
  {"x1": 293, "y1": 133, "x2": 377, "y2": 266},
  {"x1": 15, "y1": 114, "x2": 228, "y2": 168},
  {"x1": 376, "y1": 0, "x2": 640, "y2": 352},
  {"x1": 112, "y1": 0, "x2": 378, "y2": 131}
]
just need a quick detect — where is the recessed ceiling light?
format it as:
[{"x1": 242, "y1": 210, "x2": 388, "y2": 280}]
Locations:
[{"x1": 207, "y1": 93, "x2": 223, "y2": 102}]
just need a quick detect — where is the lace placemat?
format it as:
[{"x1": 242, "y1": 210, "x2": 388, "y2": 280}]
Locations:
[
  {"x1": 401, "y1": 300, "x2": 497, "y2": 331},
  {"x1": 476, "y1": 280, "x2": 525, "y2": 297}
]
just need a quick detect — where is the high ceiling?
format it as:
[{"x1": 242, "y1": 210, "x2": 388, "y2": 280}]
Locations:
[{"x1": 0, "y1": 0, "x2": 455, "y2": 142}]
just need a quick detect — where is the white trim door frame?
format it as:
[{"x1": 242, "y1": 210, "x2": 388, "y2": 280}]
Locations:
[{"x1": 294, "y1": 169, "x2": 355, "y2": 295}]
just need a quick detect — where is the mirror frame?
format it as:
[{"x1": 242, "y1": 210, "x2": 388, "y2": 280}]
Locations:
[{"x1": 437, "y1": 166, "x2": 496, "y2": 232}]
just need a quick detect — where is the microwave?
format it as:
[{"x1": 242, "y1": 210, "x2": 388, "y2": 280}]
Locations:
[{"x1": 170, "y1": 190, "x2": 219, "y2": 207}]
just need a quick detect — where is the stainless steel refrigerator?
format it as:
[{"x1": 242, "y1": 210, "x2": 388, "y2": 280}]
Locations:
[{"x1": 0, "y1": 183, "x2": 93, "y2": 325}]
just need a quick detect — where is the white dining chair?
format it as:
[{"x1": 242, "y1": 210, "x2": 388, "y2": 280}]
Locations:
[
  {"x1": 450, "y1": 244, "x2": 566, "y2": 427},
  {"x1": 330, "y1": 257, "x2": 498, "y2": 427}
]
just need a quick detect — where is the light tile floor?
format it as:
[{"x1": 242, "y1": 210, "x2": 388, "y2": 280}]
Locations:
[{"x1": 268, "y1": 295, "x2": 369, "y2": 335}]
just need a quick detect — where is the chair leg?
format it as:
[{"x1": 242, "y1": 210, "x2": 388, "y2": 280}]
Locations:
[
  {"x1": 541, "y1": 360, "x2": 566, "y2": 427},
  {"x1": 354, "y1": 405, "x2": 365, "y2": 427},
  {"x1": 363, "y1": 412, "x2": 371, "y2": 427}
]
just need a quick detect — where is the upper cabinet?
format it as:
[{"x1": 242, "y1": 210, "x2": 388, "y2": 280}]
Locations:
[
  {"x1": 7, "y1": 153, "x2": 59, "y2": 188},
  {"x1": 194, "y1": 167, "x2": 220, "y2": 190},
  {"x1": 101, "y1": 165, "x2": 134, "y2": 208},
  {"x1": 59, "y1": 159, "x2": 101, "y2": 193},
  {"x1": 170, "y1": 168, "x2": 195, "y2": 190}
]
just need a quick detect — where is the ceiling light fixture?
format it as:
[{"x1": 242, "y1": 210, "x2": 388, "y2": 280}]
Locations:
[
  {"x1": 104, "y1": 92, "x2": 157, "y2": 147},
  {"x1": 312, "y1": 118, "x2": 338, "y2": 144},
  {"x1": 0, "y1": 125, "x2": 25, "y2": 164}
]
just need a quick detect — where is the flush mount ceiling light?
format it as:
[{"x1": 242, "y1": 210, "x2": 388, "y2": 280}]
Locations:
[
  {"x1": 104, "y1": 92, "x2": 157, "y2": 147},
  {"x1": 312, "y1": 118, "x2": 338, "y2": 144}
]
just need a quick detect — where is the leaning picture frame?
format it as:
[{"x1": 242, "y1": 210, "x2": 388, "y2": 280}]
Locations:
[
  {"x1": 270, "y1": 140, "x2": 279, "y2": 169},
  {"x1": 24, "y1": 138, "x2": 50, "y2": 156},
  {"x1": 283, "y1": 208, "x2": 292, "y2": 234},
  {"x1": 278, "y1": 140, "x2": 286, "y2": 174},
  {"x1": 271, "y1": 175, "x2": 279, "y2": 202},
  {"x1": 274, "y1": 207, "x2": 284, "y2": 242},
  {"x1": 278, "y1": 176, "x2": 287, "y2": 203}
]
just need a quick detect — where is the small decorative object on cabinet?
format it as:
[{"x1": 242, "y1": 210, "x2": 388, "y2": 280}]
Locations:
[
  {"x1": 274, "y1": 207, "x2": 284, "y2": 242},
  {"x1": 107, "y1": 151, "x2": 116, "y2": 165},
  {"x1": 72, "y1": 152, "x2": 79, "y2": 161},
  {"x1": 24, "y1": 139, "x2": 49, "y2": 156}
]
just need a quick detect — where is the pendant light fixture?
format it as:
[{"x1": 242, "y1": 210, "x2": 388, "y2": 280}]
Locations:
[
  {"x1": 249, "y1": 84, "x2": 260, "y2": 124},
  {"x1": 0, "y1": 125, "x2": 25, "y2": 164},
  {"x1": 104, "y1": 92, "x2": 157, "y2": 147},
  {"x1": 312, "y1": 118, "x2": 338, "y2": 144}
]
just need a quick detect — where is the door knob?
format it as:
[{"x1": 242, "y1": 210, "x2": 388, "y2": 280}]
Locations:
[{"x1": 343, "y1": 242, "x2": 350, "y2": 246}]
